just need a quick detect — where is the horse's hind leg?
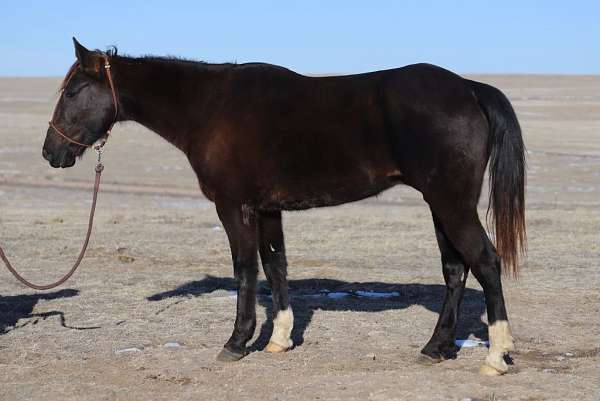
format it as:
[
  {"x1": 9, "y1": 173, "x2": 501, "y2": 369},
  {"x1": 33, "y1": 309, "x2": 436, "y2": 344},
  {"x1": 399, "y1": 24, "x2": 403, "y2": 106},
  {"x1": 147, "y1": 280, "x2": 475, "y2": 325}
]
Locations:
[
  {"x1": 428, "y1": 203, "x2": 514, "y2": 375},
  {"x1": 257, "y1": 210, "x2": 293, "y2": 353},
  {"x1": 420, "y1": 210, "x2": 469, "y2": 363}
]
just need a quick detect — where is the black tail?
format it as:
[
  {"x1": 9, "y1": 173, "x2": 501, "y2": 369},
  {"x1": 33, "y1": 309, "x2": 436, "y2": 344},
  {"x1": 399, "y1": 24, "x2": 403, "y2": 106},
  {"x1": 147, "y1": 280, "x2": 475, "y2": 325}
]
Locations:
[{"x1": 468, "y1": 80, "x2": 526, "y2": 277}]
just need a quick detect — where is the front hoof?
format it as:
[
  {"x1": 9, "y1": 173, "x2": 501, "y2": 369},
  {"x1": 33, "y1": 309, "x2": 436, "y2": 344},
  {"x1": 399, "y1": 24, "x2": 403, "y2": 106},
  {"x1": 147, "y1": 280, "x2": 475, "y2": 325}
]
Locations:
[
  {"x1": 216, "y1": 347, "x2": 247, "y2": 362},
  {"x1": 265, "y1": 341, "x2": 291, "y2": 353},
  {"x1": 416, "y1": 353, "x2": 443, "y2": 366},
  {"x1": 420, "y1": 342, "x2": 458, "y2": 364}
]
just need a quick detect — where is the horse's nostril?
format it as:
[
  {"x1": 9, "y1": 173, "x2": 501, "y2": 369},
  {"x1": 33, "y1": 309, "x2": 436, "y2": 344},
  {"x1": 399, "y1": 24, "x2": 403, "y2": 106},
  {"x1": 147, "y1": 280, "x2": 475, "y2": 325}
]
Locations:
[{"x1": 42, "y1": 148, "x2": 51, "y2": 161}]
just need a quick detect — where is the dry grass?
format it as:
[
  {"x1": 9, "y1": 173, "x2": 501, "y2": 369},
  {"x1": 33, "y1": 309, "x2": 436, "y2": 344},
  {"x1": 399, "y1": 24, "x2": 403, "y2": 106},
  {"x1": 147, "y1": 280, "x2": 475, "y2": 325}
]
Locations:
[{"x1": 1, "y1": 75, "x2": 599, "y2": 401}]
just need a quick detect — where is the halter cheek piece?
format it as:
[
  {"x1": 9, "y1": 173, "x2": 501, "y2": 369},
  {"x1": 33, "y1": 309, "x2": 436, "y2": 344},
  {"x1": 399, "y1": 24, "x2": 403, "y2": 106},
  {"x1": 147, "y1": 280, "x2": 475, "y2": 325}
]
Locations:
[{"x1": 49, "y1": 56, "x2": 119, "y2": 152}]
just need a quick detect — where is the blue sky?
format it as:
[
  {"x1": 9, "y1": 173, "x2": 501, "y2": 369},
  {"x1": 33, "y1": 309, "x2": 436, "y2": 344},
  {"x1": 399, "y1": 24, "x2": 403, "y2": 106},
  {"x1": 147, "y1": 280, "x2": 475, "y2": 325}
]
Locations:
[{"x1": 1, "y1": 0, "x2": 599, "y2": 76}]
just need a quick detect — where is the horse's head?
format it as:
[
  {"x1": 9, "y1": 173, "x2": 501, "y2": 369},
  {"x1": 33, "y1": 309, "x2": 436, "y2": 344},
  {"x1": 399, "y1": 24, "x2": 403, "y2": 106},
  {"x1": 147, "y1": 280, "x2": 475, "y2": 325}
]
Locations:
[{"x1": 42, "y1": 38, "x2": 117, "y2": 168}]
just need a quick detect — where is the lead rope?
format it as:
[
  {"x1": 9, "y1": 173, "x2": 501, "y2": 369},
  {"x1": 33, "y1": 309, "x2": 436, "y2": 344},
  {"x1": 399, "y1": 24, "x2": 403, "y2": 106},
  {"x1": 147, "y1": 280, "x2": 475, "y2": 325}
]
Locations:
[
  {"x1": 0, "y1": 148, "x2": 104, "y2": 290},
  {"x1": 0, "y1": 56, "x2": 116, "y2": 290}
]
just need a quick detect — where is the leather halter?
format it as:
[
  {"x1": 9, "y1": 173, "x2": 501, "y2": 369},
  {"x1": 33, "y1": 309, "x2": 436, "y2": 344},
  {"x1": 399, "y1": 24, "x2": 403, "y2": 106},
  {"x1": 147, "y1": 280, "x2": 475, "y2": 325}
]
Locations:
[{"x1": 49, "y1": 57, "x2": 119, "y2": 149}]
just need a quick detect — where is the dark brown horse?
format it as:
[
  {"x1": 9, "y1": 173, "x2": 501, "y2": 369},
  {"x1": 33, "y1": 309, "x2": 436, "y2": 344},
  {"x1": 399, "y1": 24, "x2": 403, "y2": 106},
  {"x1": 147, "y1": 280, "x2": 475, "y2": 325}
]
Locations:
[{"x1": 42, "y1": 38, "x2": 526, "y2": 375}]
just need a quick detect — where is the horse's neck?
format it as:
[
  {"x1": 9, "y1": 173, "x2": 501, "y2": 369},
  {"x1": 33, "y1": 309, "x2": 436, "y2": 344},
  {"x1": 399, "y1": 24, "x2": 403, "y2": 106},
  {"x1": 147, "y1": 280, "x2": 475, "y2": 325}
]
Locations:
[{"x1": 114, "y1": 58, "x2": 226, "y2": 151}]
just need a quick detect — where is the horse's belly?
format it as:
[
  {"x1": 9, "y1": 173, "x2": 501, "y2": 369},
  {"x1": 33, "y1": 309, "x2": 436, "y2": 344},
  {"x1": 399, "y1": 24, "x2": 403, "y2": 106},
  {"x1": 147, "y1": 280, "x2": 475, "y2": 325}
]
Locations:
[{"x1": 261, "y1": 169, "x2": 403, "y2": 211}]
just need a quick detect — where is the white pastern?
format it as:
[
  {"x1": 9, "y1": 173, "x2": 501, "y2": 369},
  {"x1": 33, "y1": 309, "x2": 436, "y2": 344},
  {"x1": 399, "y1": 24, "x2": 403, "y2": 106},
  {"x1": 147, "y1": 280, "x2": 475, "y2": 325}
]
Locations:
[{"x1": 268, "y1": 308, "x2": 294, "y2": 350}]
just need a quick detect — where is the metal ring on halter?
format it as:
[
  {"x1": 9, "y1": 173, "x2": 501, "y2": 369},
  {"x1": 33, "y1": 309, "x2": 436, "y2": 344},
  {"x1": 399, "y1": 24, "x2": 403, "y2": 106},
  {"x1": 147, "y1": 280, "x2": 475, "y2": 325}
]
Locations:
[
  {"x1": 94, "y1": 139, "x2": 106, "y2": 171},
  {"x1": 94, "y1": 138, "x2": 107, "y2": 154}
]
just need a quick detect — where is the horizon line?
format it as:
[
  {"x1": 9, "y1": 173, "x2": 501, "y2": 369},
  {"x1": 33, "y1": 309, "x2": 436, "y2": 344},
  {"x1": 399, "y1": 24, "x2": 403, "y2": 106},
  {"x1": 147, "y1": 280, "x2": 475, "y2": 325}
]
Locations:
[{"x1": 2, "y1": 71, "x2": 600, "y2": 79}]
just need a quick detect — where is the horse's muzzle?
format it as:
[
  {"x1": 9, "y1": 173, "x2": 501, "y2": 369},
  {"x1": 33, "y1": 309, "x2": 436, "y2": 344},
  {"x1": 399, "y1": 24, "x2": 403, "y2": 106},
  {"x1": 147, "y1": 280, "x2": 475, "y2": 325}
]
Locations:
[
  {"x1": 42, "y1": 145, "x2": 76, "y2": 168},
  {"x1": 42, "y1": 126, "x2": 79, "y2": 168}
]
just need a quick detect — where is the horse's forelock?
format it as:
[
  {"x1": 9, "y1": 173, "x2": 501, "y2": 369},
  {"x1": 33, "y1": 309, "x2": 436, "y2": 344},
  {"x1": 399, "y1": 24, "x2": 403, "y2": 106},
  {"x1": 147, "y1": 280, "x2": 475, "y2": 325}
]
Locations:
[
  {"x1": 105, "y1": 46, "x2": 118, "y2": 57},
  {"x1": 59, "y1": 61, "x2": 80, "y2": 92},
  {"x1": 59, "y1": 46, "x2": 118, "y2": 92}
]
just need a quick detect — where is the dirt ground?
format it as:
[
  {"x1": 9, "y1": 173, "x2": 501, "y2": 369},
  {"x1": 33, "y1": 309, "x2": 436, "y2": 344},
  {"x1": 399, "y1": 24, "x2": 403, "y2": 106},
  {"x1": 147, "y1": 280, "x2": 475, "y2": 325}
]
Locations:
[{"x1": 0, "y1": 74, "x2": 599, "y2": 401}]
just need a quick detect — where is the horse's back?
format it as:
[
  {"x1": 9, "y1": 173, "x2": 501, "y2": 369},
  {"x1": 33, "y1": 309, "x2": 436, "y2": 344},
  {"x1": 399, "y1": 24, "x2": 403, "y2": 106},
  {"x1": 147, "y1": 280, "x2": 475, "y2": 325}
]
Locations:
[{"x1": 201, "y1": 63, "x2": 490, "y2": 209}]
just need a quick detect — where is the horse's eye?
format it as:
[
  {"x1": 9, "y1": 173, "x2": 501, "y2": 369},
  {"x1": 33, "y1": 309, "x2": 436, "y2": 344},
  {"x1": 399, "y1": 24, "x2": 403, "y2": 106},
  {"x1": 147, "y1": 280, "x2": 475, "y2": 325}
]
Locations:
[{"x1": 64, "y1": 83, "x2": 88, "y2": 99}]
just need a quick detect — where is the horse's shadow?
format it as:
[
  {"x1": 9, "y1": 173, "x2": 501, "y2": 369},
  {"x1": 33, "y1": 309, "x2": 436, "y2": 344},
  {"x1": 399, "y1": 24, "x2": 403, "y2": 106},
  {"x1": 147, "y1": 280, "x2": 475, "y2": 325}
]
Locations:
[
  {"x1": 147, "y1": 275, "x2": 487, "y2": 351},
  {"x1": 0, "y1": 289, "x2": 97, "y2": 335}
]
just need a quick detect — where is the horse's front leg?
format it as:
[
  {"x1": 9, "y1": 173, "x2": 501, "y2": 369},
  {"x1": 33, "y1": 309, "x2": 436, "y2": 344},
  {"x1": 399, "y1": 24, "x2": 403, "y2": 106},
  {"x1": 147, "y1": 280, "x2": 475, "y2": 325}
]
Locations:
[
  {"x1": 257, "y1": 210, "x2": 293, "y2": 353},
  {"x1": 215, "y1": 201, "x2": 259, "y2": 362}
]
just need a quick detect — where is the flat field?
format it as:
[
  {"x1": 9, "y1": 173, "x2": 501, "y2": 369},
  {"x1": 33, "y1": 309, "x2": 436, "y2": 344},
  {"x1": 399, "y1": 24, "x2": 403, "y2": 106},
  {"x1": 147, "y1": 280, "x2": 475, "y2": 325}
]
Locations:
[{"x1": 0, "y1": 75, "x2": 599, "y2": 401}]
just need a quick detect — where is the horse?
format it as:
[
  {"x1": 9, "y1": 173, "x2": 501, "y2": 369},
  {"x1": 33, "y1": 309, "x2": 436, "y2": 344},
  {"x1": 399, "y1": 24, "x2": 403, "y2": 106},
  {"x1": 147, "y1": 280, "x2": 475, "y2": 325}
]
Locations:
[{"x1": 42, "y1": 38, "x2": 526, "y2": 376}]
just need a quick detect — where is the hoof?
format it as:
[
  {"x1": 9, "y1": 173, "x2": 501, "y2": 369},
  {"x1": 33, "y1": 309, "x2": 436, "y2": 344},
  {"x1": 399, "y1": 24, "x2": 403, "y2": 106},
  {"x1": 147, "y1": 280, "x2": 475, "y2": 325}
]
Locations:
[
  {"x1": 265, "y1": 342, "x2": 290, "y2": 353},
  {"x1": 479, "y1": 363, "x2": 507, "y2": 376},
  {"x1": 416, "y1": 353, "x2": 443, "y2": 366},
  {"x1": 480, "y1": 350, "x2": 510, "y2": 376},
  {"x1": 216, "y1": 348, "x2": 247, "y2": 362},
  {"x1": 420, "y1": 341, "x2": 458, "y2": 363}
]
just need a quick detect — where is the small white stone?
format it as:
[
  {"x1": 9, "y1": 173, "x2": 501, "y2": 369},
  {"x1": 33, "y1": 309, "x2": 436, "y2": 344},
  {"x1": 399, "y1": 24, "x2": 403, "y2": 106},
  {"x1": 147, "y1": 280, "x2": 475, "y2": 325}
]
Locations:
[
  {"x1": 164, "y1": 342, "x2": 183, "y2": 348},
  {"x1": 455, "y1": 339, "x2": 489, "y2": 348},
  {"x1": 115, "y1": 347, "x2": 142, "y2": 354}
]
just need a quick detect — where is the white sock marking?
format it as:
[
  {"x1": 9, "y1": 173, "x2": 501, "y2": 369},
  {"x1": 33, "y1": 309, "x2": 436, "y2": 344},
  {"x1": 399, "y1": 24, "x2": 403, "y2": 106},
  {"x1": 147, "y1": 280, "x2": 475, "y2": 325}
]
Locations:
[
  {"x1": 269, "y1": 308, "x2": 294, "y2": 348},
  {"x1": 484, "y1": 320, "x2": 515, "y2": 373}
]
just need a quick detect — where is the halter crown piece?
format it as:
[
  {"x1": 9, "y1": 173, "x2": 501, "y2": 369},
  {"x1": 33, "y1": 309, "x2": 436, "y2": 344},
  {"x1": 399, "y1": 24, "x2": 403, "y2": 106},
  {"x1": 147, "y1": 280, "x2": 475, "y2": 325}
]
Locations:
[{"x1": 49, "y1": 55, "x2": 119, "y2": 151}]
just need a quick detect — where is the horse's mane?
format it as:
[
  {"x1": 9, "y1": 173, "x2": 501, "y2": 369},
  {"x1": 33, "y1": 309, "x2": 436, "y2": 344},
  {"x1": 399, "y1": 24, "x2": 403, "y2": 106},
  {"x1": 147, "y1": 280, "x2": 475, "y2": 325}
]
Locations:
[{"x1": 59, "y1": 46, "x2": 239, "y2": 91}]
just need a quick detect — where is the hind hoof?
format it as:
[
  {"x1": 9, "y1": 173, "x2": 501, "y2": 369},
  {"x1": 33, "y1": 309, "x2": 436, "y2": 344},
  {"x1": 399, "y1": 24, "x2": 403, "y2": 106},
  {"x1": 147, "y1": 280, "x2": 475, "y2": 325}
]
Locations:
[
  {"x1": 265, "y1": 342, "x2": 290, "y2": 353},
  {"x1": 216, "y1": 348, "x2": 247, "y2": 362},
  {"x1": 480, "y1": 350, "x2": 510, "y2": 376},
  {"x1": 480, "y1": 363, "x2": 507, "y2": 376}
]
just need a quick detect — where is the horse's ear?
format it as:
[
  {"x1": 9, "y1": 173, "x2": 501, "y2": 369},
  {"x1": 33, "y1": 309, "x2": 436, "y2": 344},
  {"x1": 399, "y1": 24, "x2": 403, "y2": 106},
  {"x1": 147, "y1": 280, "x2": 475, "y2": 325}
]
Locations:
[{"x1": 72, "y1": 37, "x2": 103, "y2": 78}]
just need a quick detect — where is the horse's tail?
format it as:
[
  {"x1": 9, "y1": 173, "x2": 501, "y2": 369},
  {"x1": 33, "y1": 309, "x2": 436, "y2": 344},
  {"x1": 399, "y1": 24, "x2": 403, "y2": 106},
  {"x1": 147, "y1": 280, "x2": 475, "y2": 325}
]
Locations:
[{"x1": 468, "y1": 80, "x2": 526, "y2": 277}]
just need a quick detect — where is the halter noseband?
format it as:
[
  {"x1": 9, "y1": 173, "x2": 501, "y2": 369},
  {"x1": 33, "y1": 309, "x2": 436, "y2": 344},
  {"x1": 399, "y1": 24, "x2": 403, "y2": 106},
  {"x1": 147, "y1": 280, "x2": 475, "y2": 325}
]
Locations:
[{"x1": 49, "y1": 56, "x2": 119, "y2": 150}]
